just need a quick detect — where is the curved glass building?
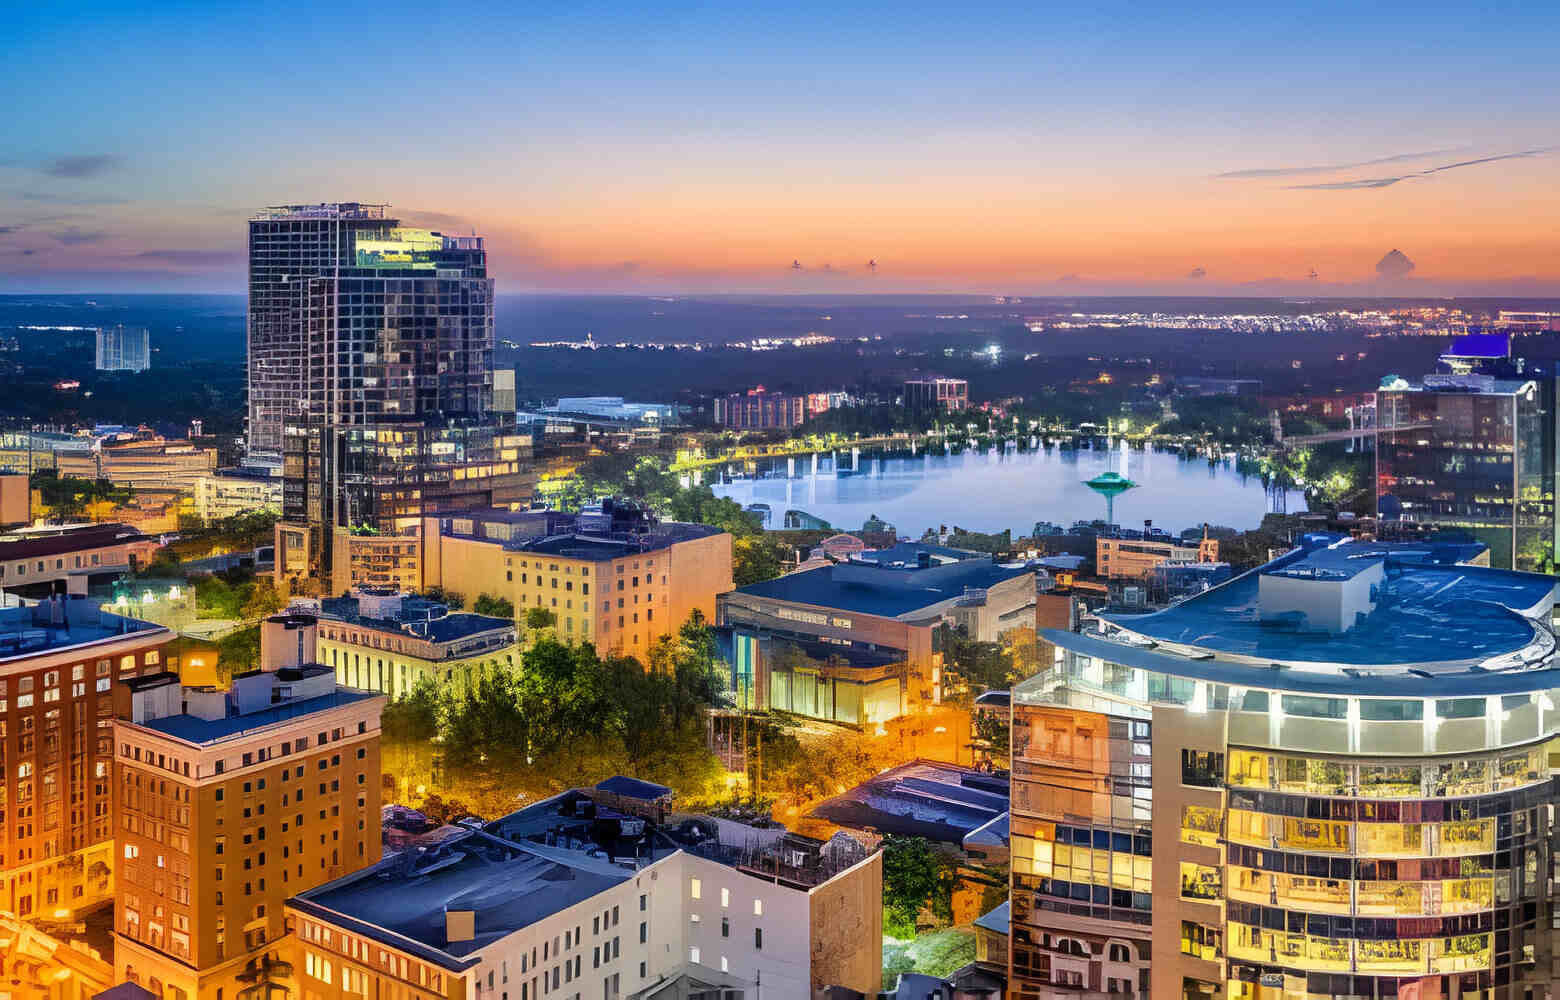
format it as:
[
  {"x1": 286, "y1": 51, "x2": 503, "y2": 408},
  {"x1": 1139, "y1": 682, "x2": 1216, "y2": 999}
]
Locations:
[{"x1": 1010, "y1": 535, "x2": 1560, "y2": 1000}]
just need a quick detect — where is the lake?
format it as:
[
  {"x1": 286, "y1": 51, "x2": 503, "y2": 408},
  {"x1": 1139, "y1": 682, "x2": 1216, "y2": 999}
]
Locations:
[{"x1": 705, "y1": 442, "x2": 1302, "y2": 538}]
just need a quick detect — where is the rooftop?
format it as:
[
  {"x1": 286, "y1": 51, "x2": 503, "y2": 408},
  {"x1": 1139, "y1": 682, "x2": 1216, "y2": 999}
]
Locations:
[
  {"x1": 973, "y1": 900, "x2": 1010, "y2": 937},
  {"x1": 1102, "y1": 536, "x2": 1554, "y2": 671},
  {"x1": 0, "y1": 522, "x2": 153, "y2": 559},
  {"x1": 134, "y1": 687, "x2": 380, "y2": 746},
  {"x1": 733, "y1": 545, "x2": 1030, "y2": 620},
  {"x1": 315, "y1": 595, "x2": 513, "y2": 647},
  {"x1": 506, "y1": 522, "x2": 722, "y2": 561},
  {"x1": 807, "y1": 759, "x2": 1009, "y2": 844},
  {"x1": 595, "y1": 776, "x2": 672, "y2": 801},
  {"x1": 0, "y1": 600, "x2": 166, "y2": 661}
]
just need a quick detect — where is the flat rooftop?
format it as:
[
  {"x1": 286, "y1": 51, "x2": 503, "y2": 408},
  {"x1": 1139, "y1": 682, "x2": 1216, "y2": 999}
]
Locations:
[
  {"x1": 506, "y1": 523, "x2": 721, "y2": 561},
  {"x1": 807, "y1": 759, "x2": 1009, "y2": 844},
  {"x1": 135, "y1": 689, "x2": 380, "y2": 745},
  {"x1": 0, "y1": 523, "x2": 151, "y2": 559},
  {"x1": 318, "y1": 598, "x2": 512, "y2": 645},
  {"x1": 1103, "y1": 537, "x2": 1555, "y2": 670},
  {"x1": 0, "y1": 601, "x2": 166, "y2": 661},
  {"x1": 733, "y1": 551, "x2": 1030, "y2": 620}
]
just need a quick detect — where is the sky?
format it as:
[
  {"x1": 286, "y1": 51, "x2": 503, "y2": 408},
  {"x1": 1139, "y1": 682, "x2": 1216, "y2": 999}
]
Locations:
[{"x1": 2, "y1": 1, "x2": 1559, "y2": 295}]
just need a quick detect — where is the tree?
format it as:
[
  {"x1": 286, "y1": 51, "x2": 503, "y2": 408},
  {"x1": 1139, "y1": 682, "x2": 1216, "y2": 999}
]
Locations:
[
  {"x1": 882, "y1": 836, "x2": 944, "y2": 938},
  {"x1": 240, "y1": 579, "x2": 283, "y2": 620},
  {"x1": 523, "y1": 606, "x2": 557, "y2": 631},
  {"x1": 382, "y1": 676, "x2": 441, "y2": 744},
  {"x1": 473, "y1": 593, "x2": 515, "y2": 619},
  {"x1": 215, "y1": 625, "x2": 261, "y2": 686},
  {"x1": 974, "y1": 712, "x2": 1010, "y2": 767},
  {"x1": 733, "y1": 535, "x2": 786, "y2": 586}
]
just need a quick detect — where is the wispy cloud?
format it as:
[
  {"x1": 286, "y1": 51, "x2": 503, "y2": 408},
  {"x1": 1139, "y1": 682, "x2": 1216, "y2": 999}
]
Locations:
[
  {"x1": 1215, "y1": 148, "x2": 1459, "y2": 179},
  {"x1": 135, "y1": 249, "x2": 243, "y2": 266},
  {"x1": 42, "y1": 154, "x2": 123, "y2": 179},
  {"x1": 1286, "y1": 147, "x2": 1552, "y2": 190},
  {"x1": 19, "y1": 191, "x2": 130, "y2": 205},
  {"x1": 52, "y1": 227, "x2": 108, "y2": 245}
]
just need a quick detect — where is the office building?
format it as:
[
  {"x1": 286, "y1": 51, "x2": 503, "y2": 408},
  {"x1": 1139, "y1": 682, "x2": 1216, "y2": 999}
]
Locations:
[
  {"x1": 250, "y1": 203, "x2": 532, "y2": 595},
  {"x1": 96, "y1": 325, "x2": 151, "y2": 373},
  {"x1": 111, "y1": 647, "x2": 384, "y2": 1000},
  {"x1": 717, "y1": 543, "x2": 1034, "y2": 724},
  {"x1": 189, "y1": 468, "x2": 284, "y2": 523},
  {"x1": 713, "y1": 388, "x2": 806, "y2": 430},
  {"x1": 425, "y1": 500, "x2": 732, "y2": 654},
  {"x1": 54, "y1": 437, "x2": 218, "y2": 493},
  {"x1": 0, "y1": 599, "x2": 171, "y2": 920},
  {"x1": 903, "y1": 377, "x2": 969, "y2": 413},
  {"x1": 1376, "y1": 334, "x2": 1558, "y2": 571},
  {"x1": 273, "y1": 591, "x2": 517, "y2": 699},
  {"x1": 1011, "y1": 535, "x2": 1558, "y2": 1000},
  {"x1": 286, "y1": 779, "x2": 882, "y2": 1000},
  {"x1": 1096, "y1": 532, "x2": 1220, "y2": 582}
]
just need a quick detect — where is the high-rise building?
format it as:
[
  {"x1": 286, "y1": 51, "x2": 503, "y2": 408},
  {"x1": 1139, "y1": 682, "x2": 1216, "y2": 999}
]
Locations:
[
  {"x1": 110, "y1": 637, "x2": 384, "y2": 1000},
  {"x1": 96, "y1": 325, "x2": 150, "y2": 373},
  {"x1": 713, "y1": 387, "x2": 806, "y2": 429},
  {"x1": 249, "y1": 204, "x2": 532, "y2": 594},
  {"x1": 903, "y1": 376, "x2": 969, "y2": 413},
  {"x1": 1011, "y1": 535, "x2": 1559, "y2": 1000},
  {"x1": 1376, "y1": 334, "x2": 1558, "y2": 571},
  {"x1": 0, "y1": 599, "x2": 171, "y2": 921}
]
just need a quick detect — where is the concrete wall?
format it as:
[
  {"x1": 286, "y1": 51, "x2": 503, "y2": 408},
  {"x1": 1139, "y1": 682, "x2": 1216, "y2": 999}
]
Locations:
[{"x1": 808, "y1": 851, "x2": 883, "y2": 996}]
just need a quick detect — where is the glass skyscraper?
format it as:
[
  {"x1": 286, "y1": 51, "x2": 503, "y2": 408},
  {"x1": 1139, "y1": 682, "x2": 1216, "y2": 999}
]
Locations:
[
  {"x1": 1012, "y1": 536, "x2": 1559, "y2": 1000},
  {"x1": 1376, "y1": 335, "x2": 1559, "y2": 572},
  {"x1": 250, "y1": 204, "x2": 529, "y2": 593}
]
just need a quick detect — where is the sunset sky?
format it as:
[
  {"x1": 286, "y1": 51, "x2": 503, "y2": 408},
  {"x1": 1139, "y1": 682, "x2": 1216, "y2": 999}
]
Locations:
[{"x1": 3, "y1": 1, "x2": 1558, "y2": 294}]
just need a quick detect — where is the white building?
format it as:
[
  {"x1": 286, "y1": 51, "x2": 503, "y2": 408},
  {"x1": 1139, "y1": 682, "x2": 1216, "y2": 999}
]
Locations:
[
  {"x1": 95, "y1": 325, "x2": 151, "y2": 372},
  {"x1": 287, "y1": 781, "x2": 882, "y2": 1000}
]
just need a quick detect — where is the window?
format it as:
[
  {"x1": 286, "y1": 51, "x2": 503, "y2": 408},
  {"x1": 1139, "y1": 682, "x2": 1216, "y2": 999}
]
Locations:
[
  {"x1": 753, "y1": 899, "x2": 762, "y2": 916},
  {"x1": 754, "y1": 927, "x2": 762, "y2": 950},
  {"x1": 1180, "y1": 749, "x2": 1224, "y2": 788},
  {"x1": 689, "y1": 877, "x2": 700, "y2": 900}
]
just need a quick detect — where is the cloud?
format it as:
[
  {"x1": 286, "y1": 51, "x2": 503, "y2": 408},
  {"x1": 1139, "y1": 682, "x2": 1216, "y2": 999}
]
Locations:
[
  {"x1": 135, "y1": 249, "x2": 243, "y2": 266},
  {"x1": 1186, "y1": 266, "x2": 1207, "y2": 279},
  {"x1": 19, "y1": 191, "x2": 130, "y2": 205},
  {"x1": 1376, "y1": 249, "x2": 1415, "y2": 279},
  {"x1": 1285, "y1": 147, "x2": 1553, "y2": 191},
  {"x1": 1215, "y1": 148, "x2": 1459, "y2": 179},
  {"x1": 52, "y1": 227, "x2": 108, "y2": 245},
  {"x1": 42, "y1": 154, "x2": 123, "y2": 179}
]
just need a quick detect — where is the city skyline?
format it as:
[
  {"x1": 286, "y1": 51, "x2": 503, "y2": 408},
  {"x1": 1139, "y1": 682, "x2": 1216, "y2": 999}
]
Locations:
[{"x1": 3, "y1": 2, "x2": 1560, "y2": 294}]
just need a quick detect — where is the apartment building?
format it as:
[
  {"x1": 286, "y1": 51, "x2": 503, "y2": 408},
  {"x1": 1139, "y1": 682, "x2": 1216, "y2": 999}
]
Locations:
[
  {"x1": 713, "y1": 388, "x2": 807, "y2": 430},
  {"x1": 424, "y1": 500, "x2": 732, "y2": 655},
  {"x1": 189, "y1": 470, "x2": 283, "y2": 523},
  {"x1": 717, "y1": 543, "x2": 1034, "y2": 724},
  {"x1": 903, "y1": 376, "x2": 969, "y2": 413},
  {"x1": 0, "y1": 599, "x2": 171, "y2": 920},
  {"x1": 1011, "y1": 535, "x2": 1559, "y2": 1000},
  {"x1": 111, "y1": 659, "x2": 385, "y2": 1000},
  {"x1": 286, "y1": 781, "x2": 881, "y2": 1000}
]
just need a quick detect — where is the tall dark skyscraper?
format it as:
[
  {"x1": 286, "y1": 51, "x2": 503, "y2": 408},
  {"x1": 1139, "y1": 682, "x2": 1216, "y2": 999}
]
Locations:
[{"x1": 250, "y1": 203, "x2": 530, "y2": 594}]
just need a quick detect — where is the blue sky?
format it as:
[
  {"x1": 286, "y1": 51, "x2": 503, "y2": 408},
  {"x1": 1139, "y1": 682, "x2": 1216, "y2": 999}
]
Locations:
[{"x1": 3, "y1": 1, "x2": 1558, "y2": 292}]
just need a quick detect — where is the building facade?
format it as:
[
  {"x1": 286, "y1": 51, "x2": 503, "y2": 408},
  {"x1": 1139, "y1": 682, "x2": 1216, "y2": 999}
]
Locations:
[
  {"x1": 713, "y1": 388, "x2": 806, "y2": 430},
  {"x1": 111, "y1": 658, "x2": 384, "y2": 1000},
  {"x1": 1096, "y1": 533, "x2": 1220, "y2": 582},
  {"x1": 189, "y1": 471, "x2": 283, "y2": 523},
  {"x1": 1010, "y1": 536, "x2": 1559, "y2": 1000},
  {"x1": 54, "y1": 439, "x2": 218, "y2": 494},
  {"x1": 286, "y1": 784, "x2": 881, "y2": 1000},
  {"x1": 0, "y1": 524, "x2": 162, "y2": 598},
  {"x1": 904, "y1": 377, "x2": 969, "y2": 413},
  {"x1": 96, "y1": 326, "x2": 151, "y2": 373},
  {"x1": 424, "y1": 501, "x2": 732, "y2": 656},
  {"x1": 717, "y1": 543, "x2": 1034, "y2": 724},
  {"x1": 0, "y1": 600, "x2": 170, "y2": 922},
  {"x1": 251, "y1": 203, "x2": 532, "y2": 596}
]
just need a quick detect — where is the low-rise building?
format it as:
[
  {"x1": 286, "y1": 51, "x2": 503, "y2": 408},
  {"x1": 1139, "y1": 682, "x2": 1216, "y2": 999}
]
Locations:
[
  {"x1": 0, "y1": 472, "x2": 28, "y2": 526},
  {"x1": 272, "y1": 589, "x2": 518, "y2": 699},
  {"x1": 111, "y1": 655, "x2": 384, "y2": 1000},
  {"x1": 1095, "y1": 531, "x2": 1219, "y2": 581},
  {"x1": 717, "y1": 543, "x2": 1034, "y2": 723},
  {"x1": 189, "y1": 469, "x2": 283, "y2": 523},
  {"x1": 287, "y1": 781, "x2": 882, "y2": 1000},
  {"x1": 425, "y1": 500, "x2": 732, "y2": 656},
  {"x1": 0, "y1": 598, "x2": 171, "y2": 920},
  {"x1": 0, "y1": 523, "x2": 162, "y2": 598},
  {"x1": 55, "y1": 437, "x2": 217, "y2": 493}
]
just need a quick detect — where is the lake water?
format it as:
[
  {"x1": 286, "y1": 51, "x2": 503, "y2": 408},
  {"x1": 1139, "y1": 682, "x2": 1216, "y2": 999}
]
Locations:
[{"x1": 706, "y1": 443, "x2": 1302, "y2": 538}]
